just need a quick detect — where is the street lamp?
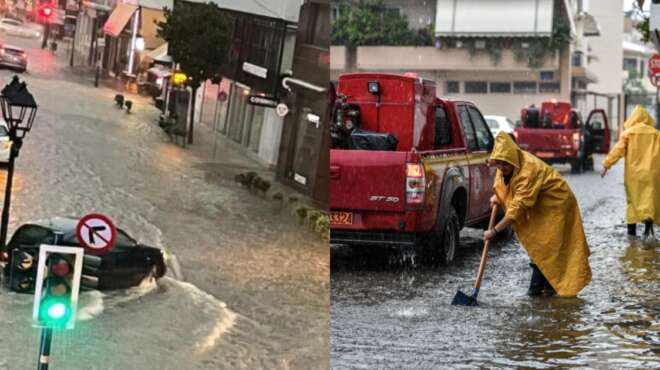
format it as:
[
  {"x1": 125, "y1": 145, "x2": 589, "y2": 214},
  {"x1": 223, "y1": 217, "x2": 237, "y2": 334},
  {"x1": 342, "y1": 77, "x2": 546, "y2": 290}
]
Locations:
[{"x1": 0, "y1": 75, "x2": 38, "y2": 254}]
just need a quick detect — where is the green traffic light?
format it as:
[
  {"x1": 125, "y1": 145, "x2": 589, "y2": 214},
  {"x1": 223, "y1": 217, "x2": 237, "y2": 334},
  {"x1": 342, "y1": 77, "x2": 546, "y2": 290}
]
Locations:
[
  {"x1": 39, "y1": 297, "x2": 72, "y2": 328},
  {"x1": 47, "y1": 303, "x2": 67, "y2": 319}
]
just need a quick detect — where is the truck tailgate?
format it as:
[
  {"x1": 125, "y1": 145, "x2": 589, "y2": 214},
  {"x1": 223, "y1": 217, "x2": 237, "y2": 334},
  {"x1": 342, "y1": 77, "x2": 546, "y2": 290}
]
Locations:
[
  {"x1": 515, "y1": 128, "x2": 576, "y2": 154},
  {"x1": 330, "y1": 149, "x2": 407, "y2": 212}
]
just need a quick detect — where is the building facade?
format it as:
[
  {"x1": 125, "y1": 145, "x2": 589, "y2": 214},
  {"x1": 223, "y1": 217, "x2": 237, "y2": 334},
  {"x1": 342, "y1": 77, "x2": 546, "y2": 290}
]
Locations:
[{"x1": 331, "y1": 0, "x2": 608, "y2": 126}]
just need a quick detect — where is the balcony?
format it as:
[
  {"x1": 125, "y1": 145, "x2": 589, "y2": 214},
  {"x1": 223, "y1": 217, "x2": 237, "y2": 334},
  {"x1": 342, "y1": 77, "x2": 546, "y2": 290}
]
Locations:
[{"x1": 330, "y1": 45, "x2": 560, "y2": 72}]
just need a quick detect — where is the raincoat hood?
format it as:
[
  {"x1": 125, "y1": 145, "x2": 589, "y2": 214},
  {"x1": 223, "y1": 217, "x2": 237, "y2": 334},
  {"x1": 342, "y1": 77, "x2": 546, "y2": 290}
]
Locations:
[
  {"x1": 490, "y1": 132, "x2": 521, "y2": 169},
  {"x1": 624, "y1": 105, "x2": 655, "y2": 130}
]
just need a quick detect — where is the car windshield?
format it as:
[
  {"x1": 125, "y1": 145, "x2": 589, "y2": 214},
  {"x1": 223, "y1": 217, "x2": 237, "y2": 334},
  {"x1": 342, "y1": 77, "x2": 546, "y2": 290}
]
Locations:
[
  {"x1": 10, "y1": 224, "x2": 55, "y2": 246},
  {"x1": 486, "y1": 119, "x2": 499, "y2": 129}
]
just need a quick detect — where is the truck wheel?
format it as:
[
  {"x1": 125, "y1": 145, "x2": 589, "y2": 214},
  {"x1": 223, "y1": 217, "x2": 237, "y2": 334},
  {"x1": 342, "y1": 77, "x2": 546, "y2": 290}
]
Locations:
[
  {"x1": 439, "y1": 206, "x2": 460, "y2": 265},
  {"x1": 570, "y1": 157, "x2": 584, "y2": 174},
  {"x1": 584, "y1": 156, "x2": 594, "y2": 171}
]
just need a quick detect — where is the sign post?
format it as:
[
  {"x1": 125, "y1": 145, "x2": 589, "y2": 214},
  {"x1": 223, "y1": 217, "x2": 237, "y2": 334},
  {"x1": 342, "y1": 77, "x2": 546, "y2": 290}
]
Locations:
[{"x1": 648, "y1": 55, "x2": 660, "y2": 126}]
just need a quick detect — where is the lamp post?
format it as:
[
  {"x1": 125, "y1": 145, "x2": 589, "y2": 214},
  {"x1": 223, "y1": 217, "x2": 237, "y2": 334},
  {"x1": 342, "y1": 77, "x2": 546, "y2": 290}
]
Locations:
[{"x1": 0, "y1": 76, "x2": 38, "y2": 255}]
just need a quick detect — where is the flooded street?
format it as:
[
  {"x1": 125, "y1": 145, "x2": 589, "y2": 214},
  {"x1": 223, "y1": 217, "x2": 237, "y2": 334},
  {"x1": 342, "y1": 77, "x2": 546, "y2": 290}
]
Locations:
[
  {"x1": 331, "y1": 160, "x2": 659, "y2": 369},
  {"x1": 0, "y1": 34, "x2": 328, "y2": 369}
]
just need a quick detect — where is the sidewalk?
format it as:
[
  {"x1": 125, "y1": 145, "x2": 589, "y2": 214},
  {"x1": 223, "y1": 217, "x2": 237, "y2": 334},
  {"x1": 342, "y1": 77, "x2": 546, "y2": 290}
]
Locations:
[{"x1": 67, "y1": 59, "x2": 329, "y2": 240}]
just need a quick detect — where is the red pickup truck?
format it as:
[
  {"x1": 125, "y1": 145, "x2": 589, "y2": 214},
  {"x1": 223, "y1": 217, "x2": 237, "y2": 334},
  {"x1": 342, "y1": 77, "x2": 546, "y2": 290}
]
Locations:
[
  {"x1": 330, "y1": 73, "x2": 499, "y2": 264},
  {"x1": 514, "y1": 101, "x2": 611, "y2": 173}
]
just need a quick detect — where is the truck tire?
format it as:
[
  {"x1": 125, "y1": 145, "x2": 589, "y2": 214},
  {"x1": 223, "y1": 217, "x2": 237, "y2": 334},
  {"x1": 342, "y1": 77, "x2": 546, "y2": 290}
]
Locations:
[
  {"x1": 415, "y1": 205, "x2": 460, "y2": 265},
  {"x1": 440, "y1": 206, "x2": 460, "y2": 265},
  {"x1": 570, "y1": 157, "x2": 584, "y2": 174}
]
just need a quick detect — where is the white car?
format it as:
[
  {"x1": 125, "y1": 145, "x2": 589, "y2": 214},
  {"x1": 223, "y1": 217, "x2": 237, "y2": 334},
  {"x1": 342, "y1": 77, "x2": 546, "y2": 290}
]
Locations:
[
  {"x1": 484, "y1": 115, "x2": 516, "y2": 137},
  {"x1": 0, "y1": 18, "x2": 42, "y2": 39},
  {"x1": 0, "y1": 120, "x2": 11, "y2": 163}
]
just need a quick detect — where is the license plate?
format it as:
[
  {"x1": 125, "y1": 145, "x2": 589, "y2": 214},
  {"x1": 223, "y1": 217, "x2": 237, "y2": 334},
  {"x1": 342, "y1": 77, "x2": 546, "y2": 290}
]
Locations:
[
  {"x1": 330, "y1": 212, "x2": 353, "y2": 225},
  {"x1": 535, "y1": 151, "x2": 555, "y2": 158}
]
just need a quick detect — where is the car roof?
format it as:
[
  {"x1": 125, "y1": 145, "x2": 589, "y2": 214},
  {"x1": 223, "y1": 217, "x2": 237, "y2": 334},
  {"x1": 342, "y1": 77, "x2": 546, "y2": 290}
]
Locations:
[
  {"x1": 2, "y1": 44, "x2": 25, "y2": 51},
  {"x1": 25, "y1": 216, "x2": 137, "y2": 246}
]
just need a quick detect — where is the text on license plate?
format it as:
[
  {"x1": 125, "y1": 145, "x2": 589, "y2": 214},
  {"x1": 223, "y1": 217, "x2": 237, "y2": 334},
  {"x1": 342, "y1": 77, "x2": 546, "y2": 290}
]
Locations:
[
  {"x1": 330, "y1": 212, "x2": 353, "y2": 225},
  {"x1": 535, "y1": 151, "x2": 555, "y2": 158}
]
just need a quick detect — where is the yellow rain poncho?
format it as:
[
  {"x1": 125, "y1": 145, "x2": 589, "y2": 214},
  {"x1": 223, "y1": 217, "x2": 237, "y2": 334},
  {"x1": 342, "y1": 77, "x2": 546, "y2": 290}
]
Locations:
[
  {"x1": 602, "y1": 105, "x2": 660, "y2": 225},
  {"x1": 491, "y1": 132, "x2": 591, "y2": 297}
]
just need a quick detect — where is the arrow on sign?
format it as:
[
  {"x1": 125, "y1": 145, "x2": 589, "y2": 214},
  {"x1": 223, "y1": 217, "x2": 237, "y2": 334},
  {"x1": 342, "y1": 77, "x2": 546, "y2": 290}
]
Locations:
[{"x1": 87, "y1": 225, "x2": 108, "y2": 245}]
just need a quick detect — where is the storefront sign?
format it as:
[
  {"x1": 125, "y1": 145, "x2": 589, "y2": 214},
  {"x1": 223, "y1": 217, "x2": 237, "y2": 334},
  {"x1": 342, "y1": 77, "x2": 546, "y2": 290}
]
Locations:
[
  {"x1": 242, "y1": 62, "x2": 268, "y2": 79},
  {"x1": 294, "y1": 173, "x2": 307, "y2": 185},
  {"x1": 248, "y1": 95, "x2": 278, "y2": 108}
]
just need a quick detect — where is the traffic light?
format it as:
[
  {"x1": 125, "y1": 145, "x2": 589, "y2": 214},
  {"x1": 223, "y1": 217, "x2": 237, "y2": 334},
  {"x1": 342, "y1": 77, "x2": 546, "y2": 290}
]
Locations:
[
  {"x1": 39, "y1": 6, "x2": 53, "y2": 18},
  {"x1": 8, "y1": 248, "x2": 38, "y2": 293},
  {"x1": 33, "y1": 245, "x2": 83, "y2": 330}
]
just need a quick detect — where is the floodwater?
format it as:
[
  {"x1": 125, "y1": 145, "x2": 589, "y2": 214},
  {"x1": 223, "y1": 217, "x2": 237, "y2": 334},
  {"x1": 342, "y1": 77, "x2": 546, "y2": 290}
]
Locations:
[
  {"x1": 331, "y1": 161, "x2": 659, "y2": 369},
  {"x1": 0, "y1": 32, "x2": 328, "y2": 369}
]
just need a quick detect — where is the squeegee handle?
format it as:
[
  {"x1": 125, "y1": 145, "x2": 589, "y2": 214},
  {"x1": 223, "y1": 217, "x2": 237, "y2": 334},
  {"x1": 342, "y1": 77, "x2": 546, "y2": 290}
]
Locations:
[{"x1": 474, "y1": 205, "x2": 499, "y2": 290}]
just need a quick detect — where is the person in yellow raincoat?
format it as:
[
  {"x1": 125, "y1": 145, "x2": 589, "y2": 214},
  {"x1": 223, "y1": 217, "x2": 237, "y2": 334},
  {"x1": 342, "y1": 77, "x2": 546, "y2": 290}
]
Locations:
[
  {"x1": 600, "y1": 105, "x2": 660, "y2": 238},
  {"x1": 484, "y1": 132, "x2": 592, "y2": 297}
]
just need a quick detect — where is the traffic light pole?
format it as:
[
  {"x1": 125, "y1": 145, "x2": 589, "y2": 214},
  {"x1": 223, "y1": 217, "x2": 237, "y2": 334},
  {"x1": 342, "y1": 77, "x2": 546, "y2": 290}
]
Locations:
[
  {"x1": 37, "y1": 327, "x2": 53, "y2": 370},
  {"x1": 0, "y1": 138, "x2": 20, "y2": 252},
  {"x1": 41, "y1": 23, "x2": 50, "y2": 50}
]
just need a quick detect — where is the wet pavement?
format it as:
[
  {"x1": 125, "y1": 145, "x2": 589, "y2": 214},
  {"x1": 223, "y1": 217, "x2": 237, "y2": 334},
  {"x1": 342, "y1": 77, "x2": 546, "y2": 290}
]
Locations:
[
  {"x1": 0, "y1": 34, "x2": 328, "y2": 369},
  {"x1": 331, "y1": 161, "x2": 659, "y2": 369}
]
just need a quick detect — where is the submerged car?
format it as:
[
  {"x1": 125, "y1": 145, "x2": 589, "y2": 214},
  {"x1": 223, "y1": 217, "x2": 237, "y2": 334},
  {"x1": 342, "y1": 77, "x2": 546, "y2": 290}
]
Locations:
[
  {"x1": 0, "y1": 43, "x2": 27, "y2": 72},
  {"x1": 3, "y1": 217, "x2": 166, "y2": 292},
  {"x1": 0, "y1": 17, "x2": 41, "y2": 38}
]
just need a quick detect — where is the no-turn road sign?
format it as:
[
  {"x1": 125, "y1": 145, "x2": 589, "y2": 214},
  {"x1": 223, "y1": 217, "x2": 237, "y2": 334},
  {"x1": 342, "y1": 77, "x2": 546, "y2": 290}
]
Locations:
[{"x1": 75, "y1": 213, "x2": 117, "y2": 255}]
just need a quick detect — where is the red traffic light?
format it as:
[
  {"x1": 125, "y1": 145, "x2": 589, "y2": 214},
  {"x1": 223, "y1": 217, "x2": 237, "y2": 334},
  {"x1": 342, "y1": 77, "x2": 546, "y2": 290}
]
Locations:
[
  {"x1": 51, "y1": 259, "x2": 71, "y2": 277},
  {"x1": 41, "y1": 7, "x2": 53, "y2": 17}
]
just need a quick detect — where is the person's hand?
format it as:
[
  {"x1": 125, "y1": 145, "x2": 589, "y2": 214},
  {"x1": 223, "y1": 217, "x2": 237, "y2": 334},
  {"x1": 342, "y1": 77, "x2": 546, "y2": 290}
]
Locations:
[
  {"x1": 484, "y1": 229, "x2": 496, "y2": 241},
  {"x1": 489, "y1": 194, "x2": 499, "y2": 209},
  {"x1": 600, "y1": 167, "x2": 608, "y2": 178}
]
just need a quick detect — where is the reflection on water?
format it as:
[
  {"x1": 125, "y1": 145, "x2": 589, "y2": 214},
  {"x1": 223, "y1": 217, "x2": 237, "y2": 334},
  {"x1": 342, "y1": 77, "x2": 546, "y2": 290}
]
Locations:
[{"x1": 331, "y1": 166, "x2": 660, "y2": 369}]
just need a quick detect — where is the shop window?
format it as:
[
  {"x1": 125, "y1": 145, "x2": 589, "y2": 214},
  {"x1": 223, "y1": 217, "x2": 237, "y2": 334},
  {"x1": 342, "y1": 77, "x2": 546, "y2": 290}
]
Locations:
[
  {"x1": 465, "y1": 81, "x2": 487, "y2": 94},
  {"x1": 540, "y1": 71, "x2": 554, "y2": 81},
  {"x1": 489, "y1": 82, "x2": 511, "y2": 93},
  {"x1": 539, "y1": 82, "x2": 560, "y2": 93},
  {"x1": 513, "y1": 81, "x2": 537, "y2": 94},
  {"x1": 446, "y1": 81, "x2": 460, "y2": 94}
]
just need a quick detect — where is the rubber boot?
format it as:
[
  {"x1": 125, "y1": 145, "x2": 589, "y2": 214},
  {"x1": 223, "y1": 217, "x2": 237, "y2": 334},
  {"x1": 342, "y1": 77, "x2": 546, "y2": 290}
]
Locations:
[
  {"x1": 627, "y1": 224, "x2": 637, "y2": 236},
  {"x1": 643, "y1": 219, "x2": 654, "y2": 239},
  {"x1": 527, "y1": 264, "x2": 545, "y2": 296}
]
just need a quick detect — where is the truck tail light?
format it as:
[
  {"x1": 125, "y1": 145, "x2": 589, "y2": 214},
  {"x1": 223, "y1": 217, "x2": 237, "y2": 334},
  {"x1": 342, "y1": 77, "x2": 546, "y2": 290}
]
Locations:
[
  {"x1": 406, "y1": 163, "x2": 426, "y2": 208},
  {"x1": 513, "y1": 131, "x2": 518, "y2": 141},
  {"x1": 572, "y1": 132, "x2": 580, "y2": 148}
]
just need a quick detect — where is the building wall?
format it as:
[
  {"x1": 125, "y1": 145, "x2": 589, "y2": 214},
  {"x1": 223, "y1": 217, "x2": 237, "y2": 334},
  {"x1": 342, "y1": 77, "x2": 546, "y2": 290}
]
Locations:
[
  {"x1": 330, "y1": 0, "x2": 434, "y2": 30},
  {"x1": 586, "y1": 0, "x2": 623, "y2": 94},
  {"x1": 331, "y1": 45, "x2": 570, "y2": 122}
]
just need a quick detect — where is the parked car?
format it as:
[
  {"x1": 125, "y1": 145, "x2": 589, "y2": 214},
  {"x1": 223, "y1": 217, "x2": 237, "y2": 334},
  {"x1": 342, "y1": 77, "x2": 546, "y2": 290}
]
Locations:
[
  {"x1": 0, "y1": 120, "x2": 10, "y2": 163},
  {"x1": 3, "y1": 217, "x2": 167, "y2": 292},
  {"x1": 330, "y1": 73, "x2": 507, "y2": 265},
  {"x1": 484, "y1": 115, "x2": 515, "y2": 137},
  {"x1": 0, "y1": 43, "x2": 27, "y2": 72},
  {"x1": 0, "y1": 17, "x2": 41, "y2": 38}
]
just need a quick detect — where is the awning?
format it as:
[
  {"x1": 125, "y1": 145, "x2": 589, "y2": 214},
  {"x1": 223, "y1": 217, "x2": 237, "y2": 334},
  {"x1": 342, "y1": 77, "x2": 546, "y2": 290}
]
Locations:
[
  {"x1": 147, "y1": 66, "x2": 171, "y2": 78},
  {"x1": 580, "y1": 12, "x2": 600, "y2": 37},
  {"x1": 435, "y1": 0, "x2": 554, "y2": 37},
  {"x1": 103, "y1": 3, "x2": 138, "y2": 37},
  {"x1": 146, "y1": 42, "x2": 172, "y2": 63}
]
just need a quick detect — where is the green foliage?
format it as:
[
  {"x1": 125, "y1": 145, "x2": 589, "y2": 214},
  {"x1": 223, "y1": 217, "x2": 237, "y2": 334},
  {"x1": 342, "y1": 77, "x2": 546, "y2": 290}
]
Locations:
[
  {"x1": 635, "y1": 16, "x2": 650, "y2": 43},
  {"x1": 157, "y1": 2, "x2": 232, "y2": 89},
  {"x1": 624, "y1": 69, "x2": 649, "y2": 96},
  {"x1": 513, "y1": 16, "x2": 571, "y2": 69},
  {"x1": 331, "y1": 1, "x2": 433, "y2": 46}
]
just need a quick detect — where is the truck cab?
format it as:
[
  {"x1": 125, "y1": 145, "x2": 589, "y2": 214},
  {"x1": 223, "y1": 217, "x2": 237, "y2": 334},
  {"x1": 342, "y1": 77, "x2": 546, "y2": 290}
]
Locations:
[{"x1": 514, "y1": 100, "x2": 610, "y2": 173}]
